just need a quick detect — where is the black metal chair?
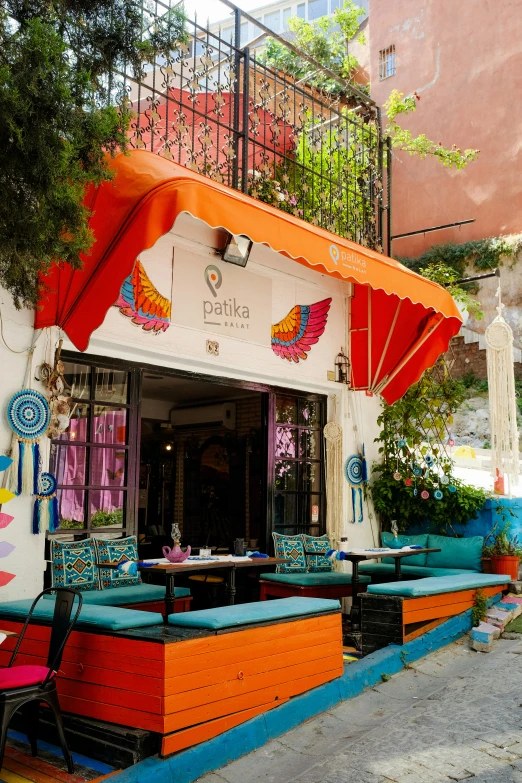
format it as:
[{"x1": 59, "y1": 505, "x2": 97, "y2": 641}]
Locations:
[{"x1": 0, "y1": 587, "x2": 82, "y2": 774}]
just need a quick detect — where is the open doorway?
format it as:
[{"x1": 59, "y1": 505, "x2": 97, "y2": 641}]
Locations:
[{"x1": 138, "y1": 374, "x2": 265, "y2": 559}]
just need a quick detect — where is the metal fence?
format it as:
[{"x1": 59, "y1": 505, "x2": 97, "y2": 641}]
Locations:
[{"x1": 112, "y1": 0, "x2": 388, "y2": 252}]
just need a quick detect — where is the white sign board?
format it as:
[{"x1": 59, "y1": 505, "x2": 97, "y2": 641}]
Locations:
[{"x1": 172, "y1": 248, "x2": 272, "y2": 345}]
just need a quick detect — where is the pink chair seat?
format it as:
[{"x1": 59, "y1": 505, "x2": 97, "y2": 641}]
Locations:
[{"x1": 0, "y1": 665, "x2": 53, "y2": 690}]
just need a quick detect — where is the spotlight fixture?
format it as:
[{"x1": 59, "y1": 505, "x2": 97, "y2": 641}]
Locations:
[{"x1": 221, "y1": 233, "x2": 253, "y2": 267}]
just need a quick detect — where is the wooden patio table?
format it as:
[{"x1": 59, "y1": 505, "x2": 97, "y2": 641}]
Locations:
[
  {"x1": 101, "y1": 557, "x2": 288, "y2": 618},
  {"x1": 344, "y1": 547, "x2": 441, "y2": 631}
]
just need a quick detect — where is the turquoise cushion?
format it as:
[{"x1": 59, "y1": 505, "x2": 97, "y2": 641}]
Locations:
[
  {"x1": 367, "y1": 573, "x2": 510, "y2": 597},
  {"x1": 260, "y1": 572, "x2": 370, "y2": 586},
  {"x1": 300, "y1": 534, "x2": 333, "y2": 573},
  {"x1": 41, "y1": 583, "x2": 190, "y2": 605},
  {"x1": 168, "y1": 597, "x2": 340, "y2": 630},
  {"x1": 50, "y1": 539, "x2": 100, "y2": 593},
  {"x1": 0, "y1": 600, "x2": 163, "y2": 631},
  {"x1": 94, "y1": 536, "x2": 141, "y2": 589},
  {"x1": 381, "y1": 533, "x2": 428, "y2": 566},
  {"x1": 359, "y1": 563, "x2": 479, "y2": 578},
  {"x1": 272, "y1": 533, "x2": 307, "y2": 574},
  {"x1": 426, "y1": 534, "x2": 484, "y2": 571}
]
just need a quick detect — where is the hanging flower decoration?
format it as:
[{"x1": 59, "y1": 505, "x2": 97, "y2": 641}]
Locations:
[
  {"x1": 434, "y1": 489, "x2": 443, "y2": 500},
  {"x1": 420, "y1": 490, "x2": 430, "y2": 500}
]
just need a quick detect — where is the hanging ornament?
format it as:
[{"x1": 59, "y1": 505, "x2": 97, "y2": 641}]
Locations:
[
  {"x1": 485, "y1": 285, "x2": 520, "y2": 495},
  {"x1": 425, "y1": 453, "x2": 434, "y2": 467},
  {"x1": 5, "y1": 390, "x2": 50, "y2": 496},
  {"x1": 448, "y1": 485, "x2": 457, "y2": 493},
  {"x1": 398, "y1": 439, "x2": 407, "y2": 448},
  {"x1": 405, "y1": 478, "x2": 413, "y2": 486},
  {"x1": 440, "y1": 475, "x2": 450, "y2": 486},
  {"x1": 393, "y1": 471, "x2": 401, "y2": 481},
  {"x1": 413, "y1": 464, "x2": 423, "y2": 477},
  {"x1": 345, "y1": 454, "x2": 365, "y2": 524},
  {"x1": 323, "y1": 415, "x2": 343, "y2": 548},
  {"x1": 420, "y1": 490, "x2": 430, "y2": 500},
  {"x1": 413, "y1": 487, "x2": 418, "y2": 497},
  {"x1": 33, "y1": 473, "x2": 59, "y2": 535},
  {"x1": 434, "y1": 489, "x2": 443, "y2": 500}
]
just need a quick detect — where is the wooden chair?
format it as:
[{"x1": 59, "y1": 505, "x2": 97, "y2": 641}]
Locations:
[{"x1": 0, "y1": 588, "x2": 82, "y2": 773}]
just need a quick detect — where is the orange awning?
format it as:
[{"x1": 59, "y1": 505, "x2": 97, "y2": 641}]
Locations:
[{"x1": 36, "y1": 150, "x2": 462, "y2": 403}]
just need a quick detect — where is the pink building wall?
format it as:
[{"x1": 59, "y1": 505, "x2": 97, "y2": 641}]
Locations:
[{"x1": 369, "y1": 0, "x2": 522, "y2": 258}]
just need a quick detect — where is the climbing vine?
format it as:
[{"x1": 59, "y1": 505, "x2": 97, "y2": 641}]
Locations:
[{"x1": 398, "y1": 236, "x2": 522, "y2": 277}]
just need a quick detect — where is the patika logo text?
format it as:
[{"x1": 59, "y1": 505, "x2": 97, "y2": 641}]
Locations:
[{"x1": 204, "y1": 265, "x2": 251, "y2": 330}]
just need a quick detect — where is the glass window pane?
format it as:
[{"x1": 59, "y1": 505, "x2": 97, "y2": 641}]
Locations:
[
  {"x1": 282, "y1": 7, "x2": 293, "y2": 28},
  {"x1": 308, "y1": 0, "x2": 328, "y2": 19},
  {"x1": 90, "y1": 448, "x2": 126, "y2": 487},
  {"x1": 330, "y1": 0, "x2": 341, "y2": 10},
  {"x1": 276, "y1": 395, "x2": 297, "y2": 424},
  {"x1": 300, "y1": 494, "x2": 322, "y2": 527},
  {"x1": 57, "y1": 489, "x2": 85, "y2": 529},
  {"x1": 50, "y1": 444, "x2": 87, "y2": 486},
  {"x1": 297, "y1": 3, "x2": 306, "y2": 18},
  {"x1": 301, "y1": 462, "x2": 321, "y2": 492},
  {"x1": 95, "y1": 368, "x2": 128, "y2": 404},
  {"x1": 264, "y1": 10, "x2": 281, "y2": 32},
  {"x1": 275, "y1": 461, "x2": 297, "y2": 491},
  {"x1": 298, "y1": 399, "x2": 320, "y2": 427},
  {"x1": 63, "y1": 362, "x2": 90, "y2": 400},
  {"x1": 300, "y1": 429, "x2": 321, "y2": 459},
  {"x1": 94, "y1": 406, "x2": 127, "y2": 444},
  {"x1": 89, "y1": 491, "x2": 125, "y2": 529},
  {"x1": 276, "y1": 427, "x2": 297, "y2": 458},
  {"x1": 55, "y1": 403, "x2": 89, "y2": 442},
  {"x1": 240, "y1": 21, "x2": 248, "y2": 45},
  {"x1": 274, "y1": 493, "x2": 297, "y2": 532}
]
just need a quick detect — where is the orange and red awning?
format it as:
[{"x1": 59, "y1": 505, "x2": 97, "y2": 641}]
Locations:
[{"x1": 35, "y1": 150, "x2": 462, "y2": 403}]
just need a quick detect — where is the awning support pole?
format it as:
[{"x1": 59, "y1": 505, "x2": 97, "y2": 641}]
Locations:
[
  {"x1": 374, "y1": 316, "x2": 444, "y2": 396},
  {"x1": 367, "y1": 287, "x2": 372, "y2": 389},
  {"x1": 371, "y1": 299, "x2": 402, "y2": 390}
]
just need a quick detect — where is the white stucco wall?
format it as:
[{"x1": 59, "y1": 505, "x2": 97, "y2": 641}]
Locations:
[{"x1": 0, "y1": 213, "x2": 383, "y2": 599}]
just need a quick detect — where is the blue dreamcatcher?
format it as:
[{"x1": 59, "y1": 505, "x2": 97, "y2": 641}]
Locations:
[
  {"x1": 33, "y1": 473, "x2": 59, "y2": 535},
  {"x1": 6, "y1": 390, "x2": 50, "y2": 497},
  {"x1": 345, "y1": 452, "x2": 367, "y2": 524}
]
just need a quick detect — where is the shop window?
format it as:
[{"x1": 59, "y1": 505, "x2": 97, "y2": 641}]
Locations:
[
  {"x1": 49, "y1": 358, "x2": 139, "y2": 537},
  {"x1": 273, "y1": 394, "x2": 325, "y2": 538},
  {"x1": 379, "y1": 45, "x2": 396, "y2": 79}
]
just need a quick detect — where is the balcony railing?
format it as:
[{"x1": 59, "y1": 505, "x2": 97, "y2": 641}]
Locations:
[{"x1": 110, "y1": 0, "x2": 389, "y2": 252}]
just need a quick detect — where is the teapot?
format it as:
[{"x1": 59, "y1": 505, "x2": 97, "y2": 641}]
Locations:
[{"x1": 162, "y1": 544, "x2": 191, "y2": 563}]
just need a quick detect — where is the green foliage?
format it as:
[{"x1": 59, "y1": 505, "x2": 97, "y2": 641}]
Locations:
[
  {"x1": 262, "y1": 1, "x2": 367, "y2": 92},
  {"x1": 384, "y1": 91, "x2": 480, "y2": 171},
  {"x1": 488, "y1": 531, "x2": 522, "y2": 557},
  {"x1": 0, "y1": 1, "x2": 185, "y2": 307},
  {"x1": 471, "y1": 589, "x2": 487, "y2": 627},
  {"x1": 419, "y1": 262, "x2": 483, "y2": 320},
  {"x1": 398, "y1": 236, "x2": 522, "y2": 278},
  {"x1": 59, "y1": 509, "x2": 123, "y2": 529},
  {"x1": 380, "y1": 673, "x2": 391, "y2": 682},
  {"x1": 370, "y1": 364, "x2": 489, "y2": 533}
]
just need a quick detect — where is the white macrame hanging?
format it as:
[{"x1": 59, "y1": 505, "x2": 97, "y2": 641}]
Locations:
[
  {"x1": 485, "y1": 286, "x2": 520, "y2": 495},
  {"x1": 323, "y1": 396, "x2": 343, "y2": 552}
]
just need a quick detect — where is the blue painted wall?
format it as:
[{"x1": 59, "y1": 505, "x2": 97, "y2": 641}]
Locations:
[{"x1": 406, "y1": 496, "x2": 522, "y2": 543}]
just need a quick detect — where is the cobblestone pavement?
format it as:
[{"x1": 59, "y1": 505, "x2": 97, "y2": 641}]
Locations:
[{"x1": 197, "y1": 637, "x2": 522, "y2": 783}]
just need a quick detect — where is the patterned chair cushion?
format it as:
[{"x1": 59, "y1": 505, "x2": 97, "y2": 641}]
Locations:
[
  {"x1": 300, "y1": 534, "x2": 333, "y2": 573},
  {"x1": 94, "y1": 536, "x2": 141, "y2": 589},
  {"x1": 50, "y1": 539, "x2": 100, "y2": 593},
  {"x1": 272, "y1": 533, "x2": 307, "y2": 574}
]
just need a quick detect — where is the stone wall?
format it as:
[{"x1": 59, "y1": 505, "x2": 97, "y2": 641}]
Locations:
[{"x1": 444, "y1": 336, "x2": 522, "y2": 381}]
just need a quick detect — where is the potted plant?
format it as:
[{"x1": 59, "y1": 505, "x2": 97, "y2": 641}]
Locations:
[
  {"x1": 489, "y1": 531, "x2": 522, "y2": 580},
  {"x1": 481, "y1": 543, "x2": 493, "y2": 574}
]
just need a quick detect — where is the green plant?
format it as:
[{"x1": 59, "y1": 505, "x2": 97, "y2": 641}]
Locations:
[
  {"x1": 380, "y1": 673, "x2": 391, "y2": 682},
  {"x1": 418, "y1": 262, "x2": 483, "y2": 320},
  {"x1": 471, "y1": 589, "x2": 487, "y2": 627},
  {"x1": 0, "y1": 1, "x2": 185, "y2": 307},
  {"x1": 489, "y1": 531, "x2": 522, "y2": 557},
  {"x1": 398, "y1": 236, "x2": 522, "y2": 278},
  {"x1": 370, "y1": 362, "x2": 489, "y2": 532},
  {"x1": 384, "y1": 91, "x2": 479, "y2": 170}
]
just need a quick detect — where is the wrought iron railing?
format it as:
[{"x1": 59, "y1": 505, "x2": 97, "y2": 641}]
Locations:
[{"x1": 111, "y1": 0, "x2": 388, "y2": 252}]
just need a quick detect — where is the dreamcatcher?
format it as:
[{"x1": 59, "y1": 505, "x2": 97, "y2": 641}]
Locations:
[
  {"x1": 33, "y1": 473, "x2": 59, "y2": 535},
  {"x1": 323, "y1": 397, "x2": 343, "y2": 547},
  {"x1": 485, "y1": 286, "x2": 519, "y2": 494},
  {"x1": 345, "y1": 451, "x2": 367, "y2": 524},
  {"x1": 5, "y1": 388, "x2": 49, "y2": 496}
]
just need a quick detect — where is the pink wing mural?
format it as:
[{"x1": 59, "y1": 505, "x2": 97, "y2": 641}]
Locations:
[
  {"x1": 271, "y1": 298, "x2": 332, "y2": 363},
  {"x1": 116, "y1": 259, "x2": 171, "y2": 333}
]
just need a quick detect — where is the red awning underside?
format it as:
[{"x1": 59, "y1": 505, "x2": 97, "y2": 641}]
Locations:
[{"x1": 35, "y1": 150, "x2": 462, "y2": 404}]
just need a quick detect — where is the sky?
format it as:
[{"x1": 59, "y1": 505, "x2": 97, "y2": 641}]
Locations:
[{"x1": 181, "y1": 0, "x2": 266, "y2": 25}]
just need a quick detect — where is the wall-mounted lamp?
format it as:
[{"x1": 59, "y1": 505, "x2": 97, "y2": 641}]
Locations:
[
  {"x1": 165, "y1": 442, "x2": 173, "y2": 452},
  {"x1": 221, "y1": 233, "x2": 253, "y2": 267},
  {"x1": 335, "y1": 349, "x2": 350, "y2": 385}
]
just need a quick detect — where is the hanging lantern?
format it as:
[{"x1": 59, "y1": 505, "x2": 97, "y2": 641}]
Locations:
[{"x1": 335, "y1": 349, "x2": 350, "y2": 384}]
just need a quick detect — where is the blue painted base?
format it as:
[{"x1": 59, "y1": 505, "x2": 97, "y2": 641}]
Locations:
[
  {"x1": 110, "y1": 592, "x2": 503, "y2": 783},
  {"x1": 406, "y1": 497, "x2": 522, "y2": 543}
]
